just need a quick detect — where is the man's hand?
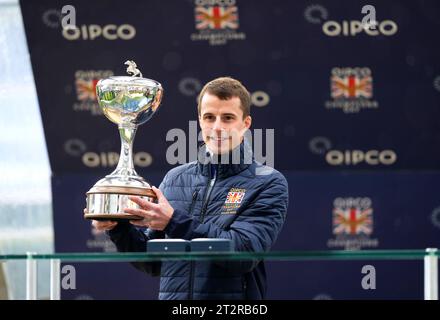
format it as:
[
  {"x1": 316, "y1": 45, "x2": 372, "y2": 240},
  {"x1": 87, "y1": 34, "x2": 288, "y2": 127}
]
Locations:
[
  {"x1": 92, "y1": 220, "x2": 118, "y2": 231},
  {"x1": 84, "y1": 209, "x2": 118, "y2": 231},
  {"x1": 125, "y1": 186, "x2": 174, "y2": 231}
]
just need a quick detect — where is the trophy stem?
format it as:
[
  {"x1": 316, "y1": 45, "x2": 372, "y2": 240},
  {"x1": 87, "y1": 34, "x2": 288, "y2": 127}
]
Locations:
[{"x1": 109, "y1": 123, "x2": 140, "y2": 180}]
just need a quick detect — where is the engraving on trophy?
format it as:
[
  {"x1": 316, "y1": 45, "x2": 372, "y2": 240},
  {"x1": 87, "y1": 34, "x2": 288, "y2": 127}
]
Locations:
[{"x1": 84, "y1": 61, "x2": 163, "y2": 220}]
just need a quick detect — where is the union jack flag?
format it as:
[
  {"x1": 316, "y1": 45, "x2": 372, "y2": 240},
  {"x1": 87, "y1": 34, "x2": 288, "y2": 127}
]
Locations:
[
  {"x1": 76, "y1": 78, "x2": 99, "y2": 101},
  {"x1": 333, "y1": 207, "x2": 373, "y2": 235},
  {"x1": 225, "y1": 191, "x2": 245, "y2": 204},
  {"x1": 331, "y1": 75, "x2": 372, "y2": 99},
  {"x1": 195, "y1": 6, "x2": 239, "y2": 30}
]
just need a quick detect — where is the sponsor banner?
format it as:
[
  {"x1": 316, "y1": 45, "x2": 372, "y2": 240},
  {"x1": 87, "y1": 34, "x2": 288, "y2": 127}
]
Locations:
[
  {"x1": 20, "y1": 0, "x2": 440, "y2": 172},
  {"x1": 268, "y1": 171, "x2": 440, "y2": 298},
  {"x1": 276, "y1": 171, "x2": 440, "y2": 252}
]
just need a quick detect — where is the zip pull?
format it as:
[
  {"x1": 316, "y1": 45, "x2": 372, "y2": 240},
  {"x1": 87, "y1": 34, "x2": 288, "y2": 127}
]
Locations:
[
  {"x1": 188, "y1": 189, "x2": 199, "y2": 216},
  {"x1": 192, "y1": 189, "x2": 199, "y2": 201}
]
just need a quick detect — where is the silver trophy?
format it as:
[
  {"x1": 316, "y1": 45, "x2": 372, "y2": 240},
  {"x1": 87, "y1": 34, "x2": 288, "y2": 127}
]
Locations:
[{"x1": 84, "y1": 61, "x2": 163, "y2": 220}]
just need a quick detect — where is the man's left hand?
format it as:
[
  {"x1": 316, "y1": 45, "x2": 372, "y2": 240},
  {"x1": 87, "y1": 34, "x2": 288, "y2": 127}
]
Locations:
[{"x1": 125, "y1": 186, "x2": 174, "y2": 231}]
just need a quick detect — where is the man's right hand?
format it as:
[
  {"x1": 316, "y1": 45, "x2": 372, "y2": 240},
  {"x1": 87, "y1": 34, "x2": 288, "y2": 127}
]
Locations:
[
  {"x1": 84, "y1": 209, "x2": 118, "y2": 231},
  {"x1": 92, "y1": 220, "x2": 118, "y2": 231}
]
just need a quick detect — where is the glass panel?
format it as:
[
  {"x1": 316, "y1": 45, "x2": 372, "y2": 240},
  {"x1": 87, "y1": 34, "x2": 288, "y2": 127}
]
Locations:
[
  {"x1": 0, "y1": 0, "x2": 54, "y2": 299},
  {"x1": 0, "y1": 250, "x2": 437, "y2": 262}
]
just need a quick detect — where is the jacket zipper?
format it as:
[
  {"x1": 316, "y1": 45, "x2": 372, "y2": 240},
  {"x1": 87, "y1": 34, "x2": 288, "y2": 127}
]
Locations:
[
  {"x1": 190, "y1": 166, "x2": 217, "y2": 299},
  {"x1": 188, "y1": 189, "x2": 199, "y2": 300},
  {"x1": 199, "y1": 167, "x2": 218, "y2": 223}
]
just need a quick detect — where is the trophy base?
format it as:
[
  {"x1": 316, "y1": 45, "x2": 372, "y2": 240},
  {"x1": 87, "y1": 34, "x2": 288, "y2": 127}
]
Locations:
[
  {"x1": 85, "y1": 185, "x2": 157, "y2": 221},
  {"x1": 84, "y1": 213, "x2": 143, "y2": 221}
]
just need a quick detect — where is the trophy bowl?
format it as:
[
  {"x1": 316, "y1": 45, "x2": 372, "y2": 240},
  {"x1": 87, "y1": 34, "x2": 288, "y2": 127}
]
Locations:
[{"x1": 84, "y1": 62, "x2": 163, "y2": 221}]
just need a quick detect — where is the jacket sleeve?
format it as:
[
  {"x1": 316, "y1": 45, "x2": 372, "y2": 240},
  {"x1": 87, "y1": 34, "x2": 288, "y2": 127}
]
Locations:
[
  {"x1": 107, "y1": 219, "x2": 164, "y2": 276},
  {"x1": 163, "y1": 172, "x2": 289, "y2": 275}
]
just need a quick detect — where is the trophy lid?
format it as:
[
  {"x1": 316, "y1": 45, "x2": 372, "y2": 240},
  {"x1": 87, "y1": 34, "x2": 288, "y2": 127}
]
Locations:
[
  {"x1": 95, "y1": 61, "x2": 163, "y2": 126},
  {"x1": 97, "y1": 76, "x2": 162, "y2": 90},
  {"x1": 98, "y1": 60, "x2": 162, "y2": 89}
]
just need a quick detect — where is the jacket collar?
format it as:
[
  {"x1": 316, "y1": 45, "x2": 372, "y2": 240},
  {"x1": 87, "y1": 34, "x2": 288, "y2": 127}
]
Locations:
[{"x1": 197, "y1": 141, "x2": 253, "y2": 179}]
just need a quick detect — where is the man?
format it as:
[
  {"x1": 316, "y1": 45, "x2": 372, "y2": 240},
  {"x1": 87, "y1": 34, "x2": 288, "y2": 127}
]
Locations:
[{"x1": 92, "y1": 77, "x2": 289, "y2": 300}]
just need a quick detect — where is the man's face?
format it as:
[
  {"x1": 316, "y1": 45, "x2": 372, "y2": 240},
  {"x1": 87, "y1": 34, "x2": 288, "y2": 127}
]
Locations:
[{"x1": 199, "y1": 93, "x2": 251, "y2": 155}]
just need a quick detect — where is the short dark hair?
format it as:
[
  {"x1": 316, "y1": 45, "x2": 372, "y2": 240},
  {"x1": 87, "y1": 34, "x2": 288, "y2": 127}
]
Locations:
[{"x1": 197, "y1": 77, "x2": 251, "y2": 119}]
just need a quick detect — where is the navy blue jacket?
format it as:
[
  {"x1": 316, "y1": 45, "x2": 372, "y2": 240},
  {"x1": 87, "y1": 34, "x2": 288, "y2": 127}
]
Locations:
[{"x1": 108, "y1": 143, "x2": 289, "y2": 300}]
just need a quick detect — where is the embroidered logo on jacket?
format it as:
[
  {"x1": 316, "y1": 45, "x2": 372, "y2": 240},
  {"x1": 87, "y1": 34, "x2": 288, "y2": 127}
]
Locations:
[{"x1": 221, "y1": 188, "x2": 246, "y2": 214}]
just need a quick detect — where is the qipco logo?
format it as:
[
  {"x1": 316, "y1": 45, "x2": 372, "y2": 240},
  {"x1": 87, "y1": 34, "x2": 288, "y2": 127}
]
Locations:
[
  {"x1": 63, "y1": 139, "x2": 152, "y2": 168},
  {"x1": 326, "y1": 150, "x2": 397, "y2": 166},
  {"x1": 62, "y1": 24, "x2": 136, "y2": 40},
  {"x1": 322, "y1": 20, "x2": 398, "y2": 37}
]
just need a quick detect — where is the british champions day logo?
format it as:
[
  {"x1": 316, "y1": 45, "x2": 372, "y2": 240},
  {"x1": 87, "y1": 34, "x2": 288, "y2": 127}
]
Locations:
[
  {"x1": 221, "y1": 188, "x2": 246, "y2": 214},
  {"x1": 190, "y1": 0, "x2": 246, "y2": 46},
  {"x1": 327, "y1": 197, "x2": 379, "y2": 250},
  {"x1": 73, "y1": 70, "x2": 113, "y2": 115},
  {"x1": 325, "y1": 67, "x2": 379, "y2": 113}
]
